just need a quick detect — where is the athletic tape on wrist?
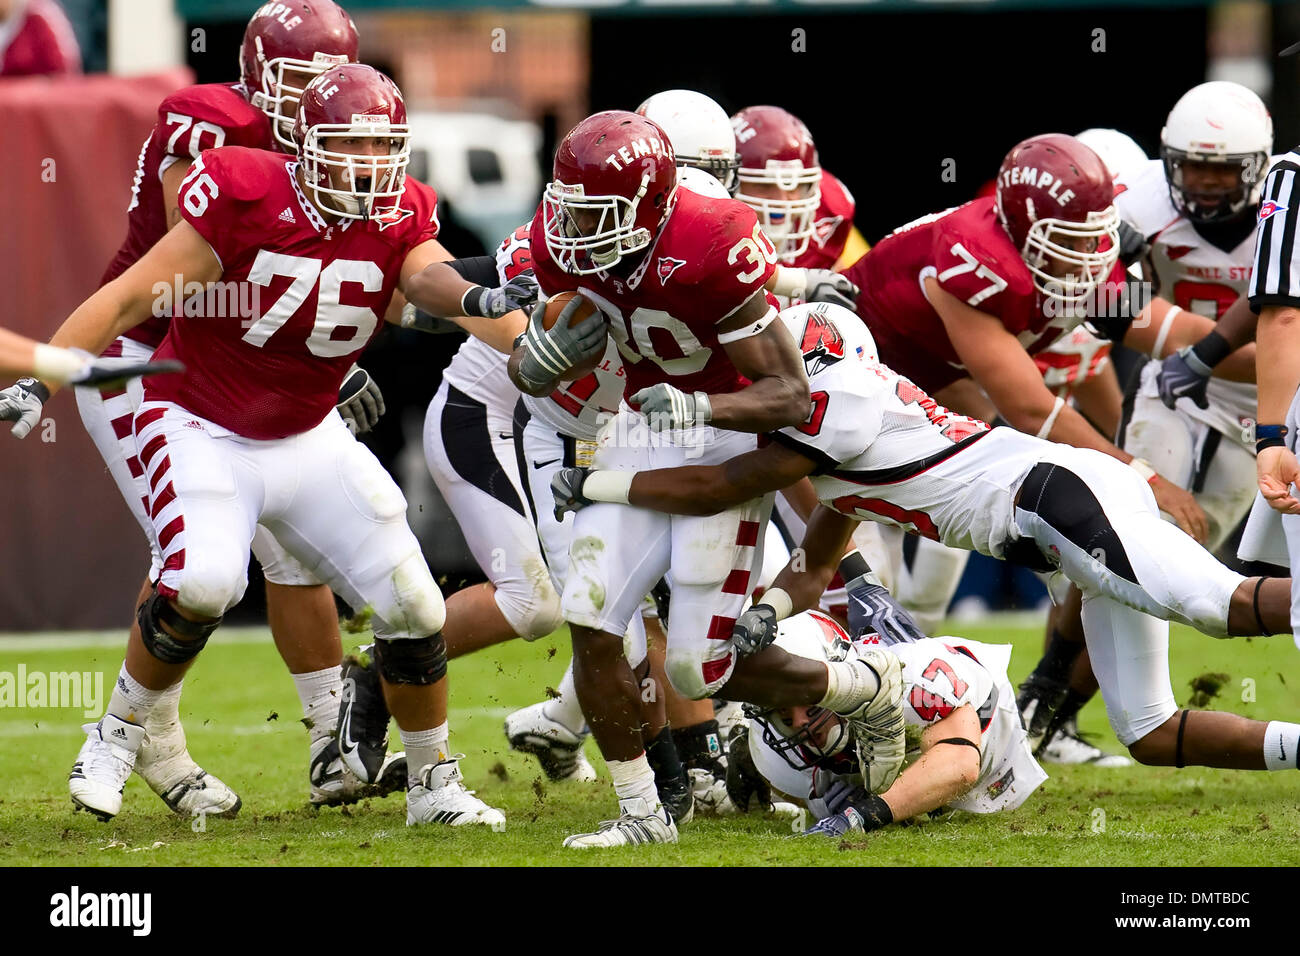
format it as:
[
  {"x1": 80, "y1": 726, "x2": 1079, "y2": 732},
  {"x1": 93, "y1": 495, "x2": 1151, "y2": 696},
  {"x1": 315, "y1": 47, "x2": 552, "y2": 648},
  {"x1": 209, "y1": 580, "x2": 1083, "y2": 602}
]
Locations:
[
  {"x1": 1128, "y1": 457, "x2": 1158, "y2": 485},
  {"x1": 762, "y1": 587, "x2": 794, "y2": 622},
  {"x1": 769, "y1": 267, "x2": 807, "y2": 299},
  {"x1": 1150, "y1": 305, "x2": 1182, "y2": 359},
  {"x1": 582, "y1": 470, "x2": 633, "y2": 505},
  {"x1": 32, "y1": 344, "x2": 85, "y2": 385},
  {"x1": 1035, "y1": 396, "x2": 1066, "y2": 439}
]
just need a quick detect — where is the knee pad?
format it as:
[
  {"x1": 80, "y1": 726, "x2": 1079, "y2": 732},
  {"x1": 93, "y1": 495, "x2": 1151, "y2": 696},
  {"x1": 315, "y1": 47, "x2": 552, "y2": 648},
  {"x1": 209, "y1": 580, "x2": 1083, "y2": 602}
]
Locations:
[
  {"x1": 372, "y1": 633, "x2": 447, "y2": 685},
  {"x1": 499, "y1": 562, "x2": 563, "y2": 642},
  {"x1": 665, "y1": 648, "x2": 725, "y2": 701},
  {"x1": 137, "y1": 591, "x2": 220, "y2": 664}
]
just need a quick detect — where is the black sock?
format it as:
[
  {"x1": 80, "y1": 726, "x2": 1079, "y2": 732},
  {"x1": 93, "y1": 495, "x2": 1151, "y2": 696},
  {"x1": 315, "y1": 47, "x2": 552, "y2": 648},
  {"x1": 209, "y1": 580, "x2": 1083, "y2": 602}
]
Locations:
[
  {"x1": 671, "y1": 720, "x2": 723, "y2": 773},
  {"x1": 1039, "y1": 688, "x2": 1093, "y2": 748},
  {"x1": 1032, "y1": 628, "x2": 1085, "y2": 687},
  {"x1": 644, "y1": 726, "x2": 686, "y2": 788}
]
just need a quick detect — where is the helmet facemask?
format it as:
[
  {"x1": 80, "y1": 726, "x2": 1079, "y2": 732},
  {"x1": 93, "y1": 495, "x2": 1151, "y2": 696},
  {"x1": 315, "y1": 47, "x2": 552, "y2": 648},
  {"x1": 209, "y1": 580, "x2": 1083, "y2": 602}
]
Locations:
[
  {"x1": 679, "y1": 148, "x2": 740, "y2": 195},
  {"x1": 300, "y1": 119, "x2": 410, "y2": 221},
  {"x1": 743, "y1": 703, "x2": 852, "y2": 772},
  {"x1": 251, "y1": 42, "x2": 352, "y2": 150},
  {"x1": 1162, "y1": 147, "x2": 1268, "y2": 224},
  {"x1": 1021, "y1": 206, "x2": 1121, "y2": 307},
  {"x1": 736, "y1": 160, "x2": 821, "y2": 262},
  {"x1": 542, "y1": 175, "x2": 675, "y2": 275}
]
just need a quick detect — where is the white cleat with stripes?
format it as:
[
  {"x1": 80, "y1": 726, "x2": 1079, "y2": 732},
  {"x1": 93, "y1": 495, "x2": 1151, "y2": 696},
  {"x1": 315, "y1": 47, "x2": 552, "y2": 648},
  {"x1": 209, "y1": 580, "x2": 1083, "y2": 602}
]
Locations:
[
  {"x1": 406, "y1": 757, "x2": 506, "y2": 830},
  {"x1": 562, "y1": 797, "x2": 679, "y2": 848}
]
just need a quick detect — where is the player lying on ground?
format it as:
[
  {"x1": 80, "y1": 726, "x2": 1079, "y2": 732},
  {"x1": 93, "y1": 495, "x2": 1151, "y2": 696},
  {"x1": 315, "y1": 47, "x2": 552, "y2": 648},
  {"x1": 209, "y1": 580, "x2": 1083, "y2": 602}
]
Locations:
[
  {"x1": 554, "y1": 302, "x2": 1300, "y2": 774},
  {"x1": 29, "y1": 64, "x2": 520, "y2": 829},
  {"x1": 727, "y1": 608, "x2": 1046, "y2": 836}
]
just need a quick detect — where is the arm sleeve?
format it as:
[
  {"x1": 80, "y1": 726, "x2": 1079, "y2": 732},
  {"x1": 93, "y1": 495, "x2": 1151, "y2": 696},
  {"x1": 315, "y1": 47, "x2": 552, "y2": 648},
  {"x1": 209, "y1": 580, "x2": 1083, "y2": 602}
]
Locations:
[
  {"x1": 1249, "y1": 162, "x2": 1300, "y2": 314},
  {"x1": 447, "y1": 255, "x2": 501, "y2": 287}
]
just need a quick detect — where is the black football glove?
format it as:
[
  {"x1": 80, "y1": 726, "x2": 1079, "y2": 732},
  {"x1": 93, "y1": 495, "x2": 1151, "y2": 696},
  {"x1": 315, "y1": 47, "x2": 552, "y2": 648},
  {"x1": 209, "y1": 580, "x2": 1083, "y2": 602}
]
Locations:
[
  {"x1": 724, "y1": 724, "x2": 772, "y2": 813},
  {"x1": 551, "y1": 465, "x2": 592, "y2": 521},
  {"x1": 337, "y1": 364, "x2": 385, "y2": 435}
]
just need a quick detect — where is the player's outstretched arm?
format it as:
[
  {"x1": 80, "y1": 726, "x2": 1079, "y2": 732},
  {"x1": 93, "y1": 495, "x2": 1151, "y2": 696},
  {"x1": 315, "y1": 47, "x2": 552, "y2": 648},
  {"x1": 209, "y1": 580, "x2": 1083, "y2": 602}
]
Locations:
[
  {"x1": 42, "y1": 221, "x2": 221, "y2": 397},
  {"x1": 764, "y1": 504, "x2": 857, "y2": 615},
  {"x1": 708, "y1": 291, "x2": 812, "y2": 433},
  {"x1": 399, "y1": 242, "x2": 534, "y2": 353},
  {"x1": 929, "y1": 277, "x2": 1209, "y2": 541},
  {"x1": 625, "y1": 442, "x2": 817, "y2": 516}
]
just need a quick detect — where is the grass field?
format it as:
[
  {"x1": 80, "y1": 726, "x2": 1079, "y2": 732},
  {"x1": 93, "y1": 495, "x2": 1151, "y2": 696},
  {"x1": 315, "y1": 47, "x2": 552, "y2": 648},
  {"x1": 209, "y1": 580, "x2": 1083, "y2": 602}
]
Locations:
[{"x1": 2, "y1": 614, "x2": 1299, "y2": 867}]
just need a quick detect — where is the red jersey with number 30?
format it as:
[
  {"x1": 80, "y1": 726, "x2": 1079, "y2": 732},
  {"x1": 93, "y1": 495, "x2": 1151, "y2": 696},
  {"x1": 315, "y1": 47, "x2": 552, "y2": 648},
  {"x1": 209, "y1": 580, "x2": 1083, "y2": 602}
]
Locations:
[
  {"x1": 844, "y1": 197, "x2": 1116, "y2": 392},
  {"x1": 528, "y1": 187, "x2": 777, "y2": 404},
  {"x1": 103, "y1": 83, "x2": 271, "y2": 348},
  {"x1": 146, "y1": 146, "x2": 439, "y2": 439}
]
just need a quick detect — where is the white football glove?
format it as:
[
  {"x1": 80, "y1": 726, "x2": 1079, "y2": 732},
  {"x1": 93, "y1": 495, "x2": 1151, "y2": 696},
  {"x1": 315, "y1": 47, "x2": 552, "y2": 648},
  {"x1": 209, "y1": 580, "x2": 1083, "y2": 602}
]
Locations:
[
  {"x1": 630, "y1": 382, "x2": 712, "y2": 432},
  {"x1": 0, "y1": 379, "x2": 48, "y2": 439}
]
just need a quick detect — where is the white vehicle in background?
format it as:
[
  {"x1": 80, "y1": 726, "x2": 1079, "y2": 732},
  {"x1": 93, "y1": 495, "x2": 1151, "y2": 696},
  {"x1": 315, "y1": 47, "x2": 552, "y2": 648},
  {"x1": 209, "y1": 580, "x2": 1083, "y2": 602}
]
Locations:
[{"x1": 406, "y1": 106, "x2": 543, "y2": 251}]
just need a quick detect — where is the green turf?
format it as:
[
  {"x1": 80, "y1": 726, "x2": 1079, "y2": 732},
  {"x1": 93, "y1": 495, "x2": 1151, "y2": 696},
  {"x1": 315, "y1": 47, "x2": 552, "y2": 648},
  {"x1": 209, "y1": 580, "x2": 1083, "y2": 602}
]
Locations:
[{"x1": 1, "y1": 615, "x2": 1298, "y2": 866}]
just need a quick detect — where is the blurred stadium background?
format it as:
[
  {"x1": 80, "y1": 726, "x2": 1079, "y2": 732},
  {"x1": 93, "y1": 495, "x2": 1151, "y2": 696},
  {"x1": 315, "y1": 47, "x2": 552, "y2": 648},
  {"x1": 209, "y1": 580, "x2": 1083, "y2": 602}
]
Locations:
[{"x1": 3, "y1": 0, "x2": 1300, "y2": 630}]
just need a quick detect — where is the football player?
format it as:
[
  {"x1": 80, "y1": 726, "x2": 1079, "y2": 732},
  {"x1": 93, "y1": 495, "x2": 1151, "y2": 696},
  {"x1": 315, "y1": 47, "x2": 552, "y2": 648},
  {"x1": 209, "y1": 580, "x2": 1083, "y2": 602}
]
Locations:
[
  {"x1": 729, "y1": 611, "x2": 1046, "y2": 835},
  {"x1": 0, "y1": 0, "x2": 392, "y2": 816},
  {"x1": 555, "y1": 302, "x2": 1300, "y2": 778},
  {"x1": 32, "y1": 64, "x2": 506, "y2": 829},
  {"x1": 517, "y1": 110, "x2": 905, "y2": 847},
  {"x1": 1019, "y1": 86, "x2": 1273, "y2": 763}
]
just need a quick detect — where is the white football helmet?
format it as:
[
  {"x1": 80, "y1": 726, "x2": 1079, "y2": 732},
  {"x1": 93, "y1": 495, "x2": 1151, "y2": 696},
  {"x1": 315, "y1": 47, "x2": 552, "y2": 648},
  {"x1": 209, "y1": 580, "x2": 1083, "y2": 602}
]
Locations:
[
  {"x1": 1160, "y1": 81, "x2": 1273, "y2": 223},
  {"x1": 779, "y1": 301, "x2": 878, "y2": 377},
  {"x1": 745, "y1": 611, "x2": 859, "y2": 771},
  {"x1": 1075, "y1": 128, "x2": 1148, "y2": 181},
  {"x1": 636, "y1": 89, "x2": 739, "y2": 194},
  {"x1": 676, "y1": 165, "x2": 730, "y2": 199}
]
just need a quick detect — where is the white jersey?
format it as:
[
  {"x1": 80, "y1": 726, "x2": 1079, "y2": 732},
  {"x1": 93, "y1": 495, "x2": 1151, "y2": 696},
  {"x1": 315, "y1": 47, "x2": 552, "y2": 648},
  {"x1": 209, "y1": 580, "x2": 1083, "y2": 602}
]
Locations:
[
  {"x1": 770, "y1": 356, "x2": 1048, "y2": 558},
  {"x1": 750, "y1": 635, "x2": 1046, "y2": 816},
  {"x1": 1115, "y1": 158, "x2": 1259, "y2": 439},
  {"x1": 440, "y1": 336, "x2": 516, "y2": 413}
]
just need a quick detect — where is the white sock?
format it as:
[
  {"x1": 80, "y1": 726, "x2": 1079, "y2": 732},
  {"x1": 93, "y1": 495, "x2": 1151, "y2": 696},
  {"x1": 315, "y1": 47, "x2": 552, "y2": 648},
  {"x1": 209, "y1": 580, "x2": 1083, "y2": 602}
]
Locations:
[
  {"x1": 544, "y1": 659, "x2": 588, "y2": 735},
  {"x1": 401, "y1": 722, "x2": 450, "y2": 786},
  {"x1": 292, "y1": 666, "x2": 342, "y2": 743},
  {"x1": 1263, "y1": 721, "x2": 1300, "y2": 770},
  {"x1": 818, "y1": 660, "x2": 880, "y2": 714},
  {"x1": 608, "y1": 754, "x2": 659, "y2": 811},
  {"x1": 107, "y1": 664, "x2": 163, "y2": 726}
]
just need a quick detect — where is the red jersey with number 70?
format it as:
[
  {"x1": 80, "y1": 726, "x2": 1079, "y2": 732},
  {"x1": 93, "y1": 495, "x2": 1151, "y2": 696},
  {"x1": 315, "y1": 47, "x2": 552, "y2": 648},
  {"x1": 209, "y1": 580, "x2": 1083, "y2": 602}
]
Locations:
[
  {"x1": 843, "y1": 197, "x2": 1122, "y2": 393},
  {"x1": 527, "y1": 187, "x2": 778, "y2": 404},
  {"x1": 145, "y1": 146, "x2": 439, "y2": 439},
  {"x1": 102, "y1": 82, "x2": 272, "y2": 349}
]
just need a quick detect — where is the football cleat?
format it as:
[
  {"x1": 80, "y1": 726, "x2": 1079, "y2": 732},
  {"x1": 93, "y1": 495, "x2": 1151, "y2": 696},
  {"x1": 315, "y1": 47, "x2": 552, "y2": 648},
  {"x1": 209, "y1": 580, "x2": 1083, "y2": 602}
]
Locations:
[
  {"x1": 562, "y1": 797, "x2": 678, "y2": 848},
  {"x1": 1040, "y1": 719, "x2": 1133, "y2": 768},
  {"x1": 688, "y1": 765, "x2": 737, "y2": 815},
  {"x1": 309, "y1": 736, "x2": 407, "y2": 806},
  {"x1": 505, "y1": 701, "x2": 597, "y2": 783},
  {"x1": 406, "y1": 756, "x2": 506, "y2": 829},
  {"x1": 658, "y1": 772, "x2": 695, "y2": 825},
  {"x1": 337, "y1": 654, "x2": 394, "y2": 784},
  {"x1": 136, "y1": 705, "x2": 240, "y2": 818},
  {"x1": 69, "y1": 715, "x2": 146, "y2": 821},
  {"x1": 1016, "y1": 675, "x2": 1067, "y2": 751}
]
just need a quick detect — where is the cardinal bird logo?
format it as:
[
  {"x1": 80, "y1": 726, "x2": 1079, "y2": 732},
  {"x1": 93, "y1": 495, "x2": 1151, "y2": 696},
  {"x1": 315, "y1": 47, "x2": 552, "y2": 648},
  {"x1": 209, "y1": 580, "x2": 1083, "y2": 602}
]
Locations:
[
  {"x1": 799, "y1": 307, "x2": 846, "y2": 375},
  {"x1": 1259, "y1": 200, "x2": 1288, "y2": 222},
  {"x1": 657, "y1": 256, "x2": 687, "y2": 285}
]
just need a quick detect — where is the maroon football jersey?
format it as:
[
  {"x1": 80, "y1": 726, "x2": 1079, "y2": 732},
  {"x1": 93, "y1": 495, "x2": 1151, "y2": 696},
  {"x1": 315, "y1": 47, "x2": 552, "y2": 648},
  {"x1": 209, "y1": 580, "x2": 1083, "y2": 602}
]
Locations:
[
  {"x1": 789, "y1": 169, "x2": 855, "y2": 270},
  {"x1": 102, "y1": 83, "x2": 271, "y2": 349},
  {"x1": 529, "y1": 187, "x2": 777, "y2": 404},
  {"x1": 844, "y1": 197, "x2": 1118, "y2": 392},
  {"x1": 146, "y1": 146, "x2": 439, "y2": 439}
]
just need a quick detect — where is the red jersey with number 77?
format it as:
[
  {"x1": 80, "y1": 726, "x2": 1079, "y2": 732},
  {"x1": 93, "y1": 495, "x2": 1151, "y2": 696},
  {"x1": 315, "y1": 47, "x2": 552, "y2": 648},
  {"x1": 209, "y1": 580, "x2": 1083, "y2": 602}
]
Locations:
[
  {"x1": 843, "y1": 197, "x2": 1123, "y2": 393},
  {"x1": 527, "y1": 186, "x2": 778, "y2": 404},
  {"x1": 144, "y1": 146, "x2": 439, "y2": 440},
  {"x1": 102, "y1": 82, "x2": 273, "y2": 348}
]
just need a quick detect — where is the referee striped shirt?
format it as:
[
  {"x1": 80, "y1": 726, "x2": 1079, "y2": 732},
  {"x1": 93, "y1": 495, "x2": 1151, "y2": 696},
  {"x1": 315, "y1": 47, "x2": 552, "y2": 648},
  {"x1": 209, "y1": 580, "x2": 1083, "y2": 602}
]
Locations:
[{"x1": 1250, "y1": 149, "x2": 1300, "y2": 312}]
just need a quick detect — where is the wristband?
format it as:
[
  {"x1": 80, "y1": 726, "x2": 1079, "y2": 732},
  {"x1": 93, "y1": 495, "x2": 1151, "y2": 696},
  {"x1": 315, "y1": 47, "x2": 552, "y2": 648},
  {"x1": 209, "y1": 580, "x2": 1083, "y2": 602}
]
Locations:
[
  {"x1": 1189, "y1": 329, "x2": 1232, "y2": 370},
  {"x1": 1128, "y1": 457, "x2": 1159, "y2": 485},
  {"x1": 846, "y1": 792, "x2": 894, "y2": 830},
  {"x1": 717, "y1": 306, "x2": 777, "y2": 344},
  {"x1": 459, "y1": 285, "x2": 489, "y2": 318},
  {"x1": 1255, "y1": 424, "x2": 1288, "y2": 453},
  {"x1": 1149, "y1": 305, "x2": 1182, "y2": 359},
  {"x1": 581, "y1": 470, "x2": 633, "y2": 505},
  {"x1": 31, "y1": 345, "x2": 83, "y2": 386},
  {"x1": 761, "y1": 587, "x2": 794, "y2": 622},
  {"x1": 693, "y1": 390, "x2": 713, "y2": 426},
  {"x1": 837, "y1": 548, "x2": 872, "y2": 583}
]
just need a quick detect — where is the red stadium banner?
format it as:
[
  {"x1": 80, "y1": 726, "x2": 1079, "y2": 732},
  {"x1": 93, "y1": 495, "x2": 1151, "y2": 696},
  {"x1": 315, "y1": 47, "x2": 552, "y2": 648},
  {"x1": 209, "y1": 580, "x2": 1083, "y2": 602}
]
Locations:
[{"x1": 0, "y1": 68, "x2": 193, "y2": 631}]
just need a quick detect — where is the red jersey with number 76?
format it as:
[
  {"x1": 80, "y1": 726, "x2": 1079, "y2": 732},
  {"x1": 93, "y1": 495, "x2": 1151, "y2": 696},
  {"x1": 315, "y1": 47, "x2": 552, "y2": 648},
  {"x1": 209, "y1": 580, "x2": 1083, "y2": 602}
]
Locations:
[
  {"x1": 102, "y1": 83, "x2": 273, "y2": 349},
  {"x1": 844, "y1": 197, "x2": 1118, "y2": 393},
  {"x1": 528, "y1": 187, "x2": 778, "y2": 404},
  {"x1": 145, "y1": 146, "x2": 439, "y2": 440}
]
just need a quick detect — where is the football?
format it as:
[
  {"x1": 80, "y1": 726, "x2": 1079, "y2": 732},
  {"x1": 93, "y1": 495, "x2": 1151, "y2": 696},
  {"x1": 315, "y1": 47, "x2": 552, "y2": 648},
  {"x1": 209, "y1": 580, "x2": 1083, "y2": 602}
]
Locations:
[{"x1": 542, "y1": 291, "x2": 606, "y2": 380}]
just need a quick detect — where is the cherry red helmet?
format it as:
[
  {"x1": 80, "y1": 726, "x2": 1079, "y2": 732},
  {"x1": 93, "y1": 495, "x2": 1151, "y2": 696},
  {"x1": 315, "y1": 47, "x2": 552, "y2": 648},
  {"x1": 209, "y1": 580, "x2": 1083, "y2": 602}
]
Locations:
[
  {"x1": 240, "y1": 0, "x2": 359, "y2": 150},
  {"x1": 995, "y1": 133, "x2": 1120, "y2": 306},
  {"x1": 292, "y1": 64, "x2": 410, "y2": 221},
  {"x1": 543, "y1": 110, "x2": 678, "y2": 275},
  {"x1": 731, "y1": 105, "x2": 821, "y2": 262}
]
